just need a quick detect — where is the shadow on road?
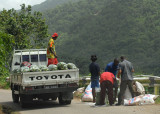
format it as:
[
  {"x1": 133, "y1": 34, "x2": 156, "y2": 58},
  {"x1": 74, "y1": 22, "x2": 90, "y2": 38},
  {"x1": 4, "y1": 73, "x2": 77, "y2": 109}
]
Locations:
[{"x1": 0, "y1": 100, "x2": 70, "y2": 112}]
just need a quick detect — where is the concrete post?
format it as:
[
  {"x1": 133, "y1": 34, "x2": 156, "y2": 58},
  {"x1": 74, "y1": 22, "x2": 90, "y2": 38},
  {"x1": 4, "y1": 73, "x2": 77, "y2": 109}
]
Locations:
[{"x1": 154, "y1": 86, "x2": 159, "y2": 95}]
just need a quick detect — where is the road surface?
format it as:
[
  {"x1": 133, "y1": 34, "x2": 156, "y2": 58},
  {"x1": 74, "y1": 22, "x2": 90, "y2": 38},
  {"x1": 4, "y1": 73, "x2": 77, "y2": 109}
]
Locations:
[{"x1": 0, "y1": 89, "x2": 160, "y2": 114}]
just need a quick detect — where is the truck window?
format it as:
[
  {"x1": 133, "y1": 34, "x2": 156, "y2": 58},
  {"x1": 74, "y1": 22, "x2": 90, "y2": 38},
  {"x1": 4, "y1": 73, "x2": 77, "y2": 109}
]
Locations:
[
  {"x1": 21, "y1": 54, "x2": 46, "y2": 62},
  {"x1": 40, "y1": 54, "x2": 46, "y2": 61},
  {"x1": 22, "y1": 55, "x2": 29, "y2": 62},
  {"x1": 31, "y1": 55, "x2": 38, "y2": 62}
]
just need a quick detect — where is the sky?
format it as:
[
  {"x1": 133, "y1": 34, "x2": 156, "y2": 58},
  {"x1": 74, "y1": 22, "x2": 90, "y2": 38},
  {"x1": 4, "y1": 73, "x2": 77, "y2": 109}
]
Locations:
[{"x1": 0, "y1": 0, "x2": 46, "y2": 11}]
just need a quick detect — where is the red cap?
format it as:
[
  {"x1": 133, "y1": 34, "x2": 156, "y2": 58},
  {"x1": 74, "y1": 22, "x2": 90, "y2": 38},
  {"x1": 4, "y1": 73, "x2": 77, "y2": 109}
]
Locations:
[{"x1": 52, "y1": 33, "x2": 58, "y2": 37}]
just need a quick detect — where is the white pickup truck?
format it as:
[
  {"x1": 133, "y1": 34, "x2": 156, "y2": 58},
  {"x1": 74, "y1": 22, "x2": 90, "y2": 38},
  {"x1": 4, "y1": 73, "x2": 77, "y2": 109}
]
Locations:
[{"x1": 10, "y1": 49, "x2": 79, "y2": 108}]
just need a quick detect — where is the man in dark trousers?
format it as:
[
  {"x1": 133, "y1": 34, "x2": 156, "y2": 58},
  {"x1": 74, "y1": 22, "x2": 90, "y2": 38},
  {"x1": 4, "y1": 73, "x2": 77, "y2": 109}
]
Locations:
[
  {"x1": 89, "y1": 55, "x2": 100, "y2": 103},
  {"x1": 100, "y1": 72, "x2": 115, "y2": 106},
  {"x1": 105, "y1": 58, "x2": 119, "y2": 102},
  {"x1": 116, "y1": 56, "x2": 135, "y2": 105}
]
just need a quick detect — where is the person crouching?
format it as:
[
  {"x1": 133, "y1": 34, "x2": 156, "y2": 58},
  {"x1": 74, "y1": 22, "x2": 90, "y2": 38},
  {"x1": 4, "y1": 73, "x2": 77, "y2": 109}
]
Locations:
[{"x1": 100, "y1": 72, "x2": 115, "y2": 106}]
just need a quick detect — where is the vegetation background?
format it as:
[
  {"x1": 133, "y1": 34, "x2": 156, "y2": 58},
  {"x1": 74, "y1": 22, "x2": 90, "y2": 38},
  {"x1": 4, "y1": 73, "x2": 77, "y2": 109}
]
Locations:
[
  {"x1": 1, "y1": 0, "x2": 160, "y2": 85},
  {"x1": 0, "y1": 1, "x2": 160, "y2": 113}
]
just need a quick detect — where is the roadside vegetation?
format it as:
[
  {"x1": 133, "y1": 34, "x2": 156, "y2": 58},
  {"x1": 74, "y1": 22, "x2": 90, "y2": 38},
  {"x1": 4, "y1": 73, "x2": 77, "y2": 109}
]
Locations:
[
  {"x1": 155, "y1": 96, "x2": 160, "y2": 104},
  {"x1": 0, "y1": 105, "x2": 19, "y2": 114},
  {"x1": 0, "y1": 4, "x2": 48, "y2": 87}
]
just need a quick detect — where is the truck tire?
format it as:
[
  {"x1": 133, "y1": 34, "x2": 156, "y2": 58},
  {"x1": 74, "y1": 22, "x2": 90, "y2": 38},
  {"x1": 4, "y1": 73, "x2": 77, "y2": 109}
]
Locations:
[
  {"x1": 12, "y1": 89, "x2": 19, "y2": 103},
  {"x1": 58, "y1": 95, "x2": 65, "y2": 105},
  {"x1": 65, "y1": 100, "x2": 71, "y2": 104},
  {"x1": 58, "y1": 95, "x2": 72, "y2": 105},
  {"x1": 20, "y1": 95, "x2": 27, "y2": 108},
  {"x1": 20, "y1": 95, "x2": 32, "y2": 108}
]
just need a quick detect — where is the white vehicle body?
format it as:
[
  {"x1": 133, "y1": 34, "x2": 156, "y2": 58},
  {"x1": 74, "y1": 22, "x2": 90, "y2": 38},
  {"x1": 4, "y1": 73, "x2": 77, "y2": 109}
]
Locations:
[{"x1": 10, "y1": 49, "x2": 79, "y2": 107}]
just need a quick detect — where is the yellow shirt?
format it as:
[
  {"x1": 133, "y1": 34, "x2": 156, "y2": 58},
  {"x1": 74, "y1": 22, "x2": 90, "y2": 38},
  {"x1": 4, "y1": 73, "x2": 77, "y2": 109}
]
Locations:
[{"x1": 47, "y1": 38, "x2": 56, "y2": 58}]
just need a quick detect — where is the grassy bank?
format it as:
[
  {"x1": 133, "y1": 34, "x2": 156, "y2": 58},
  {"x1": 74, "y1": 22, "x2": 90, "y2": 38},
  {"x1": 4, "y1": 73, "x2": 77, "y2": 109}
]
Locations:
[
  {"x1": 0, "y1": 105, "x2": 19, "y2": 114},
  {"x1": 155, "y1": 96, "x2": 160, "y2": 104},
  {"x1": 0, "y1": 76, "x2": 10, "y2": 89},
  {"x1": 0, "y1": 105, "x2": 3, "y2": 114}
]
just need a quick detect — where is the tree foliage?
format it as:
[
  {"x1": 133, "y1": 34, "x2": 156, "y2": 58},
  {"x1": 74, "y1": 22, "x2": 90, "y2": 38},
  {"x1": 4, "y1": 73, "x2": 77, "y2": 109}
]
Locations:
[
  {"x1": 41, "y1": 0, "x2": 160, "y2": 75},
  {"x1": 0, "y1": 4, "x2": 48, "y2": 49},
  {"x1": 0, "y1": 30, "x2": 14, "y2": 78},
  {"x1": 0, "y1": 4, "x2": 48, "y2": 80}
]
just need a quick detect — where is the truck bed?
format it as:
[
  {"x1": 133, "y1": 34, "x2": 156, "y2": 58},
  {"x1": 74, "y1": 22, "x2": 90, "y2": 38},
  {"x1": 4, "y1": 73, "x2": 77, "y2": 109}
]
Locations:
[{"x1": 11, "y1": 69, "x2": 79, "y2": 86}]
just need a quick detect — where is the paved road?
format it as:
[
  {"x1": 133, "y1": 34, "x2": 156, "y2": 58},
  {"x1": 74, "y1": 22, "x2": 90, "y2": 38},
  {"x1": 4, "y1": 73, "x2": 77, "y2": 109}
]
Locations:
[{"x1": 0, "y1": 89, "x2": 160, "y2": 114}]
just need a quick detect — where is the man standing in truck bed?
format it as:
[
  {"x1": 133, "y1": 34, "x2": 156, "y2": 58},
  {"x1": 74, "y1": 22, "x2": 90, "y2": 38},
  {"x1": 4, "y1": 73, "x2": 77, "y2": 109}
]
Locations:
[{"x1": 47, "y1": 33, "x2": 58, "y2": 66}]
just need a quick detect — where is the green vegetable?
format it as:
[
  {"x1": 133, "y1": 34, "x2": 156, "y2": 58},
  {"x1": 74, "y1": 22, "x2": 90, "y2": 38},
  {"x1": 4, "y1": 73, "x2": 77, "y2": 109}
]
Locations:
[
  {"x1": 20, "y1": 66, "x2": 30, "y2": 72},
  {"x1": 39, "y1": 65, "x2": 48, "y2": 71},
  {"x1": 57, "y1": 62, "x2": 68, "y2": 70},
  {"x1": 48, "y1": 64, "x2": 57, "y2": 71},
  {"x1": 29, "y1": 65, "x2": 41, "y2": 72},
  {"x1": 67, "y1": 63, "x2": 77, "y2": 69}
]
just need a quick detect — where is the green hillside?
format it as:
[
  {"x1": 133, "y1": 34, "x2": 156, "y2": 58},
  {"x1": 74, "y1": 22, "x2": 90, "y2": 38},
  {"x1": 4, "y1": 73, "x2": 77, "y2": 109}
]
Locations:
[
  {"x1": 41, "y1": 0, "x2": 160, "y2": 75},
  {"x1": 32, "y1": 0, "x2": 79, "y2": 12}
]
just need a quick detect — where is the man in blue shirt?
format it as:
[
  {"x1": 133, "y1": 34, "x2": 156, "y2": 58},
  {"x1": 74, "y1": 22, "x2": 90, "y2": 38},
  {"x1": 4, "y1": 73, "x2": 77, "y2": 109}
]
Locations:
[
  {"x1": 105, "y1": 58, "x2": 119, "y2": 102},
  {"x1": 89, "y1": 55, "x2": 100, "y2": 103}
]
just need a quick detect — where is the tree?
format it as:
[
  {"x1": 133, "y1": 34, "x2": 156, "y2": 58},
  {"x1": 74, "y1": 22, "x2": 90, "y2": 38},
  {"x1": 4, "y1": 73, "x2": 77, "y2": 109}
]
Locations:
[
  {"x1": 0, "y1": 4, "x2": 48, "y2": 49},
  {"x1": 0, "y1": 30, "x2": 14, "y2": 78},
  {"x1": 0, "y1": 4, "x2": 49, "y2": 82}
]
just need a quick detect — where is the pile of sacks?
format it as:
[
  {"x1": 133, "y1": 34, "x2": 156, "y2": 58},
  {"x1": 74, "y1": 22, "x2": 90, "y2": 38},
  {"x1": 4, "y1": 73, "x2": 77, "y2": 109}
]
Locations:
[
  {"x1": 73, "y1": 87, "x2": 85, "y2": 98},
  {"x1": 13, "y1": 62, "x2": 77, "y2": 73},
  {"x1": 124, "y1": 94, "x2": 159, "y2": 106},
  {"x1": 81, "y1": 83, "x2": 93, "y2": 102},
  {"x1": 81, "y1": 83, "x2": 108, "y2": 104},
  {"x1": 123, "y1": 82, "x2": 159, "y2": 106},
  {"x1": 80, "y1": 82, "x2": 159, "y2": 106}
]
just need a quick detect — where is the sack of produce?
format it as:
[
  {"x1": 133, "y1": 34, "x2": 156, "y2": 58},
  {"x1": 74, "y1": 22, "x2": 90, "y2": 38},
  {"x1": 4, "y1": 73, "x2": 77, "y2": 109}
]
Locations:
[
  {"x1": 20, "y1": 66, "x2": 30, "y2": 72},
  {"x1": 29, "y1": 65, "x2": 40, "y2": 72},
  {"x1": 39, "y1": 65, "x2": 48, "y2": 71},
  {"x1": 124, "y1": 96, "x2": 142, "y2": 106},
  {"x1": 48, "y1": 64, "x2": 57, "y2": 71},
  {"x1": 140, "y1": 94, "x2": 158, "y2": 105},
  {"x1": 82, "y1": 83, "x2": 93, "y2": 102},
  {"x1": 13, "y1": 69, "x2": 21, "y2": 73},
  {"x1": 67, "y1": 63, "x2": 77, "y2": 69},
  {"x1": 57, "y1": 62, "x2": 68, "y2": 70}
]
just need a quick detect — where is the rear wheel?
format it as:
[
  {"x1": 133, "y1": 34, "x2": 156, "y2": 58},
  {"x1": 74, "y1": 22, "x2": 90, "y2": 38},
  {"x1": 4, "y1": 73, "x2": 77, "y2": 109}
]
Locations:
[
  {"x1": 20, "y1": 95, "x2": 32, "y2": 108},
  {"x1": 12, "y1": 89, "x2": 19, "y2": 103},
  {"x1": 65, "y1": 100, "x2": 71, "y2": 104},
  {"x1": 58, "y1": 94, "x2": 72, "y2": 105},
  {"x1": 20, "y1": 95, "x2": 26, "y2": 108},
  {"x1": 58, "y1": 95, "x2": 65, "y2": 105}
]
